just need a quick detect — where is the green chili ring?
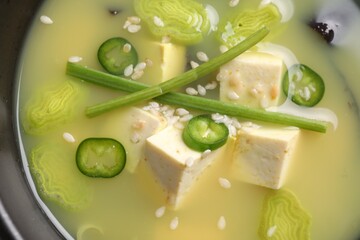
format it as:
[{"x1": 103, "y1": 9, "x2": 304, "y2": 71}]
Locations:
[
  {"x1": 76, "y1": 138, "x2": 126, "y2": 178},
  {"x1": 97, "y1": 37, "x2": 138, "y2": 76},
  {"x1": 182, "y1": 115, "x2": 229, "y2": 152},
  {"x1": 283, "y1": 64, "x2": 325, "y2": 107}
]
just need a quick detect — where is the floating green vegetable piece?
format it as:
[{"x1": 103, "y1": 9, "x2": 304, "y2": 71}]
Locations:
[
  {"x1": 283, "y1": 64, "x2": 325, "y2": 107},
  {"x1": 98, "y1": 37, "x2": 138, "y2": 75},
  {"x1": 134, "y1": 0, "x2": 210, "y2": 44},
  {"x1": 218, "y1": 4, "x2": 281, "y2": 47},
  {"x1": 258, "y1": 189, "x2": 312, "y2": 240},
  {"x1": 29, "y1": 144, "x2": 92, "y2": 210},
  {"x1": 22, "y1": 81, "x2": 79, "y2": 135},
  {"x1": 182, "y1": 115, "x2": 229, "y2": 152},
  {"x1": 76, "y1": 138, "x2": 126, "y2": 178}
]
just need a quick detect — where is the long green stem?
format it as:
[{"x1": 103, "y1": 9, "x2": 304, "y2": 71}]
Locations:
[
  {"x1": 86, "y1": 27, "x2": 270, "y2": 117},
  {"x1": 66, "y1": 63, "x2": 328, "y2": 133}
]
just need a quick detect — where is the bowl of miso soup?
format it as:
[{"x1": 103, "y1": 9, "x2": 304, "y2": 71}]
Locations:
[{"x1": 1, "y1": 0, "x2": 360, "y2": 239}]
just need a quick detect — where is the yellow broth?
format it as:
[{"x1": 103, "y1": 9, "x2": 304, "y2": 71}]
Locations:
[{"x1": 16, "y1": 0, "x2": 360, "y2": 239}]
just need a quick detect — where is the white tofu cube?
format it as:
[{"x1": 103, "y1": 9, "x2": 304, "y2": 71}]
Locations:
[
  {"x1": 232, "y1": 127, "x2": 299, "y2": 189},
  {"x1": 139, "y1": 42, "x2": 186, "y2": 85},
  {"x1": 101, "y1": 107, "x2": 167, "y2": 172},
  {"x1": 218, "y1": 52, "x2": 283, "y2": 109},
  {"x1": 145, "y1": 126, "x2": 225, "y2": 208}
]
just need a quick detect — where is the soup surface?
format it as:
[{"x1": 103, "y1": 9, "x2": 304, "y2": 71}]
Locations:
[{"x1": 16, "y1": 0, "x2": 360, "y2": 239}]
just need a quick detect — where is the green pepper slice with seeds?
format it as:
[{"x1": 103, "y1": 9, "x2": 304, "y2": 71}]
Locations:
[
  {"x1": 76, "y1": 138, "x2": 126, "y2": 178},
  {"x1": 282, "y1": 64, "x2": 325, "y2": 107},
  {"x1": 182, "y1": 115, "x2": 229, "y2": 152},
  {"x1": 97, "y1": 37, "x2": 138, "y2": 75}
]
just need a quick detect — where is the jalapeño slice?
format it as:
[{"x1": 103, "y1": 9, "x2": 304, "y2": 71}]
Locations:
[
  {"x1": 97, "y1": 37, "x2": 138, "y2": 75},
  {"x1": 282, "y1": 64, "x2": 325, "y2": 107},
  {"x1": 76, "y1": 138, "x2": 126, "y2": 178},
  {"x1": 182, "y1": 114, "x2": 229, "y2": 152}
]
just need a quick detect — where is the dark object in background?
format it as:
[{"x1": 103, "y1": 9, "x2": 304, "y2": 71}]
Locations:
[{"x1": 308, "y1": 0, "x2": 360, "y2": 45}]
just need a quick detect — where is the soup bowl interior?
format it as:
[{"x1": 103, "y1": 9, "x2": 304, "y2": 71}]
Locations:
[{"x1": 0, "y1": 0, "x2": 360, "y2": 239}]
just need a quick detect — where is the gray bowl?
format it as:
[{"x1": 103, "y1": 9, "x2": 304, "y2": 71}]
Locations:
[{"x1": 0, "y1": 0, "x2": 63, "y2": 239}]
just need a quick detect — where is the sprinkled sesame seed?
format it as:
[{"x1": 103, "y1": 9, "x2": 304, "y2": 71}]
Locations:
[
  {"x1": 217, "y1": 216, "x2": 226, "y2": 230},
  {"x1": 228, "y1": 125, "x2": 237, "y2": 137},
  {"x1": 128, "y1": 16, "x2": 141, "y2": 24},
  {"x1": 196, "y1": 51, "x2": 209, "y2": 62},
  {"x1": 227, "y1": 91, "x2": 240, "y2": 100},
  {"x1": 134, "y1": 62, "x2": 147, "y2": 72},
  {"x1": 205, "y1": 81, "x2": 218, "y2": 90},
  {"x1": 131, "y1": 70, "x2": 144, "y2": 80},
  {"x1": 197, "y1": 85, "x2": 207, "y2": 96},
  {"x1": 68, "y1": 56, "x2": 82, "y2": 63},
  {"x1": 267, "y1": 225, "x2": 277, "y2": 237},
  {"x1": 175, "y1": 108, "x2": 189, "y2": 116},
  {"x1": 219, "y1": 45, "x2": 229, "y2": 53},
  {"x1": 185, "y1": 87, "x2": 198, "y2": 96},
  {"x1": 155, "y1": 206, "x2": 166, "y2": 218},
  {"x1": 179, "y1": 114, "x2": 193, "y2": 122},
  {"x1": 218, "y1": 177, "x2": 231, "y2": 189},
  {"x1": 202, "y1": 149, "x2": 212, "y2": 159},
  {"x1": 124, "y1": 64, "x2": 134, "y2": 77},
  {"x1": 40, "y1": 15, "x2": 53, "y2": 24},
  {"x1": 123, "y1": 43, "x2": 132, "y2": 53},
  {"x1": 123, "y1": 20, "x2": 131, "y2": 29},
  {"x1": 190, "y1": 61, "x2": 200, "y2": 69},
  {"x1": 229, "y1": 0, "x2": 240, "y2": 7},
  {"x1": 169, "y1": 217, "x2": 179, "y2": 230},
  {"x1": 153, "y1": 16, "x2": 165, "y2": 27},
  {"x1": 63, "y1": 132, "x2": 75, "y2": 143},
  {"x1": 127, "y1": 24, "x2": 141, "y2": 33}
]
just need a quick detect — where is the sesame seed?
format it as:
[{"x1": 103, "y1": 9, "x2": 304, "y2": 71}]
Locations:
[
  {"x1": 134, "y1": 62, "x2": 147, "y2": 72},
  {"x1": 68, "y1": 56, "x2": 82, "y2": 63},
  {"x1": 179, "y1": 114, "x2": 193, "y2": 122},
  {"x1": 153, "y1": 16, "x2": 165, "y2": 27},
  {"x1": 132, "y1": 120, "x2": 146, "y2": 130},
  {"x1": 175, "y1": 108, "x2": 189, "y2": 116},
  {"x1": 131, "y1": 70, "x2": 144, "y2": 80},
  {"x1": 169, "y1": 217, "x2": 179, "y2": 230},
  {"x1": 124, "y1": 64, "x2": 134, "y2": 77},
  {"x1": 267, "y1": 225, "x2": 277, "y2": 237},
  {"x1": 197, "y1": 85, "x2": 207, "y2": 96},
  {"x1": 123, "y1": 20, "x2": 131, "y2": 29},
  {"x1": 201, "y1": 149, "x2": 212, "y2": 159},
  {"x1": 227, "y1": 91, "x2": 240, "y2": 100},
  {"x1": 217, "y1": 216, "x2": 226, "y2": 230},
  {"x1": 185, "y1": 87, "x2": 198, "y2": 96},
  {"x1": 128, "y1": 16, "x2": 141, "y2": 24},
  {"x1": 123, "y1": 43, "x2": 132, "y2": 53},
  {"x1": 40, "y1": 15, "x2": 53, "y2": 24},
  {"x1": 63, "y1": 132, "x2": 75, "y2": 143},
  {"x1": 219, "y1": 45, "x2": 229, "y2": 53},
  {"x1": 149, "y1": 101, "x2": 160, "y2": 108},
  {"x1": 218, "y1": 177, "x2": 231, "y2": 189},
  {"x1": 228, "y1": 125, "x2": 237, "y2": 137},
  {"x1": 260, "y1": 97, "x2": 269, "y2": 109},
  {"x1": 127, "y1": 24, "x2": 141, "y2": 33},
  {"x1": 196, "y1": 51, "x2": 209, "y2": 62},
  {"x1": 229, "y1": 0, "x2": 240, "y2": 7},
  {"x1": 205, "y1": 81, "x2": 218, "y2": 90},
  {"x1": 155, "y1": 206, "x2": 166, "y2": 218},
  {"x1": 190, "y1": 61, "x2": 200, "y2": 69}
]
